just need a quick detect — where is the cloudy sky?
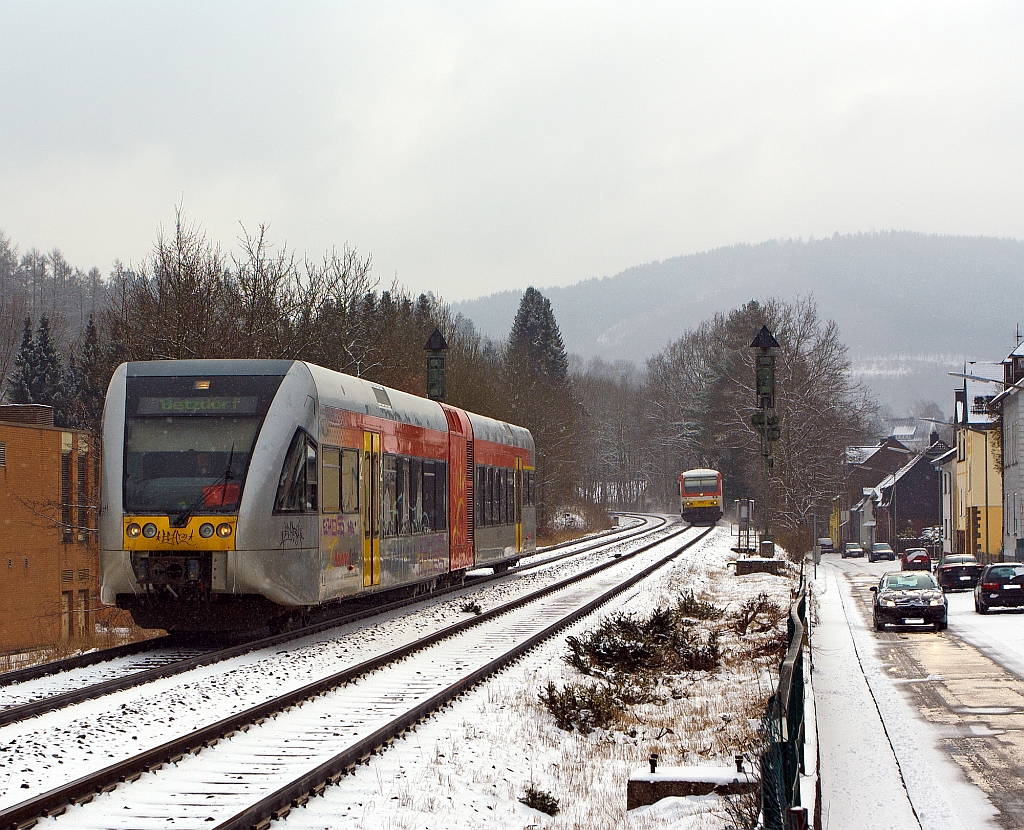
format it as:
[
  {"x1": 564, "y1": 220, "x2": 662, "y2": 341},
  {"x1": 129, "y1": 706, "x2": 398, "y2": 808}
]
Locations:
[{"x1": 1, "y1": 1, "x2": 1022, "y2": 301}]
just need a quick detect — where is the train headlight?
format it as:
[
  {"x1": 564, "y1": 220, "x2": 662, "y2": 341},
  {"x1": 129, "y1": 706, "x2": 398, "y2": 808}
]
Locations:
[
  {"x1": 126, "y1": 523, "x2": 142, "y2": 539},
  {"x1": 142, "y1": 523, "x2": 158, "y2": 539},
  {"x1": 216, "y1": 523, "x2": 233, "y2": 538},
  {"x1": 199, "y1": 523, "x2": 215, "y2": 538}
]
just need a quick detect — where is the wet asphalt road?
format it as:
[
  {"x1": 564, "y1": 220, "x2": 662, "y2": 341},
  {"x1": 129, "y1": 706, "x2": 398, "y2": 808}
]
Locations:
[{"x1": 830, "y1": 554, "x2": 1024, "y2": 829}]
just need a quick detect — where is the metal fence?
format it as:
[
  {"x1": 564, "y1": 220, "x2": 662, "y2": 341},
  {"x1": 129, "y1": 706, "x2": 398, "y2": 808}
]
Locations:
[{"x1": 760, "y1": 566, "x2": 808, "y2": 830}]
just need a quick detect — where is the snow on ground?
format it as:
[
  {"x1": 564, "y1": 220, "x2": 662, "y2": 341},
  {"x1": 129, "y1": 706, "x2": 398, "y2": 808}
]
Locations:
[
  {"x1": 944, "y1": 590, "x2": 1024, "y2": 679},
  {"x1": 283, "y1": 525, "x2": 795, "y2": 830},
  {"x1": 814, "y1": 562, "x2": 999, "y2": 830}
]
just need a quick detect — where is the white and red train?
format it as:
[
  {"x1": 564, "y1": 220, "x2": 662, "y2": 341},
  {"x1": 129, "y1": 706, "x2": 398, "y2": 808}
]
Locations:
[
  {"x1": 679, "y1": 468, "x2": 723, "y2": 525},
  {"x1": 99, "y1": 360, "x2": 536, "y2": 633}
]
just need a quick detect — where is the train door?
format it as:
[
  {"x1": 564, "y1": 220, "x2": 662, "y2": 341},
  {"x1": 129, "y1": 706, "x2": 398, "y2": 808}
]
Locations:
[
  {"x1": 514, "y1": 457, "x2": 523, "y2": 552},
  {"x1": 362, "y1": 432, "x2": 381, "y2": 587}
]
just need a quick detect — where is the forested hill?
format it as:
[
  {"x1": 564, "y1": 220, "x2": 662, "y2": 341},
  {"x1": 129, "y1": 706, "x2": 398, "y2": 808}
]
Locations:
[{"x1": 453, "y1": 232, "x2": 1024, "y2": 412}]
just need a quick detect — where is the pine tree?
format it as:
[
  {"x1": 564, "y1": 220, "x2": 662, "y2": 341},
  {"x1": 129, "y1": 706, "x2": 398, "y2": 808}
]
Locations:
[
  {"x1": 8, "y1": 317, "x2": 33, "y2": 404},
  {"x1": 53, "y1": 349, "x2": 83, "y2": 428},
  {"x1": 507, "y1": 287, "x2": 569, "y2": 383},
  {"x1": 77, "y1": 316, "x2": 108, "y2": 431},
  {"x1": 28, "y1": 315, "x2": 61, "y2": 408}
]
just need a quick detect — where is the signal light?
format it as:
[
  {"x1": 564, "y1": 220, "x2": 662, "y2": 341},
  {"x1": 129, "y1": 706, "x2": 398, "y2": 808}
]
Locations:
[
  {"x1": 216, "y1": 523, "x2": 233, "y2": 538},
  {"x1": 126, "y1": 523, "x2": 142, "y2": 538}
]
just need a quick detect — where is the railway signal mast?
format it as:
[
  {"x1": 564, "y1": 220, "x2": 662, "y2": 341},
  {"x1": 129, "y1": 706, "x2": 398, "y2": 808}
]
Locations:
[{"x1": 750, "y1": 325, "x2": 780, "y2": 554}]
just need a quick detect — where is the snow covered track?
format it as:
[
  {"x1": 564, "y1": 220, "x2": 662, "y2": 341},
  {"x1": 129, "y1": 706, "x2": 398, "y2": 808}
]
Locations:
[
  {"x1": 0, "y1": 518, "x2": 696, "y2": 830},
  {"x1": 0, "y1": 516, "x2": 660, "y2": 730}
]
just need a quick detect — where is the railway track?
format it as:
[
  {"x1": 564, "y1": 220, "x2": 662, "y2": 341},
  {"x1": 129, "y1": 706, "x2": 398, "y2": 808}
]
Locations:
[
  {"x1": 0, "y1": 520, "x2": 708, "y2": 830},
  {"x1": 0, "y1": 515, "x2": 663, "y2": 727}
]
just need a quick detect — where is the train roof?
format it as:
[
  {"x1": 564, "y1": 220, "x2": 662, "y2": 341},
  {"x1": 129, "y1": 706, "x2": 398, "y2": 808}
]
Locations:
[
  {"x1": 680, "y1": 468, "x2": 720, "y2": 477},
  {"x1": 126, "y1": 359, "x2": 294, "y2": 377},
  {"x1": 466, "y1": 411, "x2": 534, "y2": 452},
  {"x1": 121, "y1": 359, "x2": 533, "y2": 450},
  {"x1": 303, "y1": 362, "x2": 448, "y2": 433}
]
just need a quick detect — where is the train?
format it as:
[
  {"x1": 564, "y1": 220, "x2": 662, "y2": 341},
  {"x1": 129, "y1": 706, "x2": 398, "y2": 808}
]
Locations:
[
  {"x1": 679, "y1": 468, "x2": 723, "y2": 525},
  {"x1": 99, "y1": 359, "x2": 537, "y2": 633}
]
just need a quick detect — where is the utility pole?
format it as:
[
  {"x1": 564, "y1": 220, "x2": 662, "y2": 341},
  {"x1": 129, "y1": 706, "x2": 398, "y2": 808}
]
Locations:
[{"x1": 750, "y1": 325, "x2": 781, "y2": 556}]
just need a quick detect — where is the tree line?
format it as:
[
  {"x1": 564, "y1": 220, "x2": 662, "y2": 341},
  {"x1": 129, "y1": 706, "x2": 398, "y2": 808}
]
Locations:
[{"x1": 2, "y1": 215, "x2": 877, "y2": 549}]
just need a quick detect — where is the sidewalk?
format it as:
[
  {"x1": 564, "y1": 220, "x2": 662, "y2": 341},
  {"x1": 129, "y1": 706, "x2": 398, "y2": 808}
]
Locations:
[{"x1": 811, "y1": 562, "x2": 997, "y2": 830}]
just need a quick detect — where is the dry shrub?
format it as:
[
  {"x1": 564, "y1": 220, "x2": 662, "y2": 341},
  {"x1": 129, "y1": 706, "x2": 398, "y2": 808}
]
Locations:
[
  {"x1": 675, "y1": 589, "x2": 724, "y2": 621},
  {"x1": 566, "y1": 607, "x2": 721, "y2": 679},
  {"x1": 539, "y1": 680, "x2": 620, "y2": 734},
  {"x1": 732, "y1": 592, "x2": 785, "y2": 636},
  {"x1": 519, "y1": 783, "x2": 560, "y2": 815}
]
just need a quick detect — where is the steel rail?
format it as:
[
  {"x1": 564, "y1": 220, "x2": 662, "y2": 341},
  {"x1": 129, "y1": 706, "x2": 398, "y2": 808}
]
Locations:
[
  {"x1": 0, "y1": 515, "x2": 663, "y2": 727},
  {"x1": 0, "y1": 520, "x2": 695, "y2": 830},
  {"x1": 0, "y1": 517, "x2": 644, "y2": 690},
  {"x1": 218, "y1": 524, "x2": 713, "y2": 830}
]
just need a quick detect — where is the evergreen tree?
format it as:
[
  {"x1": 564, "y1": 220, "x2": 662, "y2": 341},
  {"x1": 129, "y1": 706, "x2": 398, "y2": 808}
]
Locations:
[
  {"x1": 8, "y1": 317, "x2": 33, "y2": 404},
  {"x1": 77, "y1": 316, "x2": 108, "y2": 431},
  {"x1": 505, "y1": 287, "x2": 582, "y2": 528},
  {"x1": 53, "y1": 349, "x2": 83, "y2": 428},
  {"x1": 507, "y1": 287, "x2": 569, "y2": 382},
  {"x1": 27, "y1": 315, "x2": 61, "y2": 408}
]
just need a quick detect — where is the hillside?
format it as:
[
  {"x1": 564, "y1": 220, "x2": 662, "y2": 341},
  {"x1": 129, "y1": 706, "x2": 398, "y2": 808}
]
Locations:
[{"x1": 453, "y1": 232, "x2": 1024, "y2": 413}]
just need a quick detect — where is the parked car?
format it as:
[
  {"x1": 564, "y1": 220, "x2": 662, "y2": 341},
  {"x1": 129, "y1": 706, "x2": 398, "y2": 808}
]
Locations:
[
  {"x1": 901, "y1": 548, "x2": 931, "y2": 571},
  {"x1": 974, "y1": 563, "x2": 1024, "y2": 614},
  {"x1": 869, "y1": 542, "x2": 896, "y2": 563},
  {"x1": 871, "y1": 571, "x2": 948, "y2": 631},
  {"x1": 842, "y1": 542, "x2": 864, "y2": 559},
  {"x1": 817, "y1": 537, "x2": 834, "y2": 553},
  {"x1": 934, "y1": 554, "x2": 984, "y2": 591}
]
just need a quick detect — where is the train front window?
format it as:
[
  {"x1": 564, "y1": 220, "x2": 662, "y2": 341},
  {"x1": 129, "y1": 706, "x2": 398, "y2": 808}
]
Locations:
[
  {"x1": 124, "y1": 374, "x2": 283, "y2": 516},
  {"x1": 684, "y1": 475, "x2": 719, "y2": 494}
]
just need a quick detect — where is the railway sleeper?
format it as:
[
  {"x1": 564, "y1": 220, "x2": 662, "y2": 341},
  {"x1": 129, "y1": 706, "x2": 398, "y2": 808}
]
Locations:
[
  {"x1": 272, "y1": 806, "x2": 290, "y2": 821},
  {"x1": 312, "y1": 783, "x2": 326, "y2": 797},
  {"x1": 119, "y1": 772, "x2": 142, "y2": 783},
  {"x1": 291, "y1": 794, "x2": 308, "y2": 808}
]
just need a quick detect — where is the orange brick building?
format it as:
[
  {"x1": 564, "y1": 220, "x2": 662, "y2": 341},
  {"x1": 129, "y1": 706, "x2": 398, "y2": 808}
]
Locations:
[{"x1": 0, "y1": 405, "x2": 104, "y2": 655}]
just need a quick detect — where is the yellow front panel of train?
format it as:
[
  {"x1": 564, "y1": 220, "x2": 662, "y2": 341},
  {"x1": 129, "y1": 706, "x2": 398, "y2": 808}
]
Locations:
[
  {"x1": 123, "y1": 516, "x2": 237, "y2": 551},
  {"x1": 683, "y1": 499, "x2": 720, "y2": 508}
]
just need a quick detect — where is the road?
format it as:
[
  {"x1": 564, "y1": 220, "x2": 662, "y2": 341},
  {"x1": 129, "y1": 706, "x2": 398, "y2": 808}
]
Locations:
[{"x1": 820, "y1": 554, "x2": 1024, "y2": 829}]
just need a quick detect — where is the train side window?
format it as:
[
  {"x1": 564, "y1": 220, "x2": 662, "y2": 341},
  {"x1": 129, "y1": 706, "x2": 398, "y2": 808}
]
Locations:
[
  {"x1": 496, "y1": 468, "x2": 505, "y2": 525},
  {"x1": 506, "y1": 468, "x2": 514, "y2": 523},
  {"x1": 396, "y1": 456, "x2": 409, "y2": 536},
  {"x1": 275, "y1": 431, "x2": 318, "y2": 513},
  {"x1": 484, "y1": 466, "x2": 493, "y2": 526},
  {"x1": 382, "y1": 455, "x2": 397, "y2": 537},
  {"x1": 409, "y1": 458, "x2": 423, "y2": 533},
  {"x1": 422, "y1": 461, "x2": 435, "y2": 532},
  {"x1": 435, "y1": 461, "x2": 447, "y2": 530},
  {"x1": 341, "y1": 449, "x2": 360, "y2": 513},
  {"x1": 475, "y1": 466, "x2": 484, "y2": 526},
  {"x1": 321, "y1": 448, "x2": 341, "y2": 513}
]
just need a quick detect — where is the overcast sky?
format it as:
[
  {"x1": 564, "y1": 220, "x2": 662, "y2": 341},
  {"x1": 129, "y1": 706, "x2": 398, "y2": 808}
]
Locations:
[{"x1": 1, "y1": 1, "x2": 1022, "y2": 301}]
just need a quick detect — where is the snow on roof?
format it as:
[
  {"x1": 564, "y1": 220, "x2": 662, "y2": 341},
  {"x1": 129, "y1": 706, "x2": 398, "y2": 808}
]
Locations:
[
  {"x1": 888, "y1": 418, "x2": 918, "y2": 439},
  {"x1": 964, "y1": 362, "x2": 1001, "y2": 426},
  {"x1": 846, "y1": 446, "x2": 878, "y2": 465},
  {"x1": 873, "y1": 452, "x2": 924, "y2": 505}
]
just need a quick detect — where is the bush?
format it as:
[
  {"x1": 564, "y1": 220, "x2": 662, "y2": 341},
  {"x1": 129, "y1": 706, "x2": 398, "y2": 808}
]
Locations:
[
  {"x1": 675, "y1": 589, "x2": 724, "y2": 620},
  {"x1": 460, "y1": 600, "x2": 482, "y2": 615},
  {"x1": 733, "y1": 592, "x2": 785, "y2": 636},
  {"x1": 539, "y1": 680, "x2": 620, "y2": 734},
  {"x1": 520, "y1": 783, "x2": 560, "y2": 815},
  {"x1": 565, "y1": 608, "x2": 720, "y2": 678}
]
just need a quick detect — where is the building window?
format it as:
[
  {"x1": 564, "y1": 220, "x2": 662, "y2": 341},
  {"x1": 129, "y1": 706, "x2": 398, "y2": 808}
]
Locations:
[{"x1": 0, "y1": 441, "x2": 5, "y2": 466}]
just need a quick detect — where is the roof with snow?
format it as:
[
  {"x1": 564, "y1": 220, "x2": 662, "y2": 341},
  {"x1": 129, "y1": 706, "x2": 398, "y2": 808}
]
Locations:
[{"x1": 961, "y1": 361, "x2": 1001, "y2": 426}]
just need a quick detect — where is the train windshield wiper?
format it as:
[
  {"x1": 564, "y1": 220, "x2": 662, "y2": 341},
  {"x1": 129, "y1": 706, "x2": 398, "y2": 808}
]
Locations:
[{"x1": 173, "y1": 444, "x2": 235, "y2": 528}]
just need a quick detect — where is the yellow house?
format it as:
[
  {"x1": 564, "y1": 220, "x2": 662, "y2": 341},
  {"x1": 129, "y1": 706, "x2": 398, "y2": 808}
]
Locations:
[{"x1": 955, "y1": 366, "x2": 1003, "y2": 561}]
